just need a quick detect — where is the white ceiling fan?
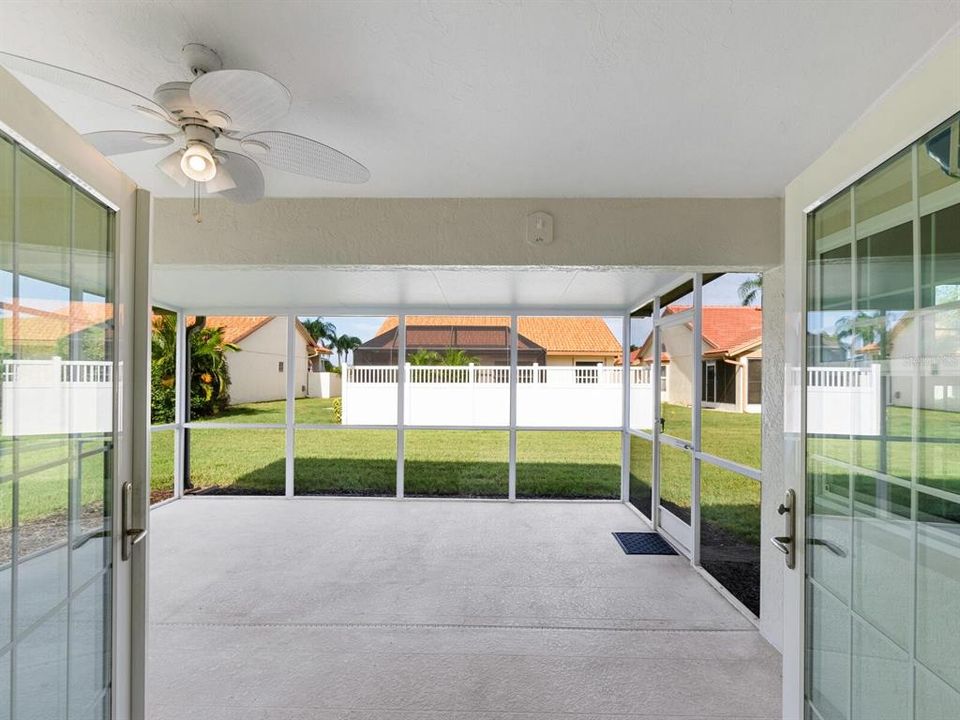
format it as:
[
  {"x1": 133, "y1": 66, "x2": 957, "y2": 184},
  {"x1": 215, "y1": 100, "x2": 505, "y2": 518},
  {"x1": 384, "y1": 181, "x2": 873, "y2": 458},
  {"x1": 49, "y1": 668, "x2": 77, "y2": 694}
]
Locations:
[{"x1": 0, "y1": 43, "x2": 370, "y2": 208}]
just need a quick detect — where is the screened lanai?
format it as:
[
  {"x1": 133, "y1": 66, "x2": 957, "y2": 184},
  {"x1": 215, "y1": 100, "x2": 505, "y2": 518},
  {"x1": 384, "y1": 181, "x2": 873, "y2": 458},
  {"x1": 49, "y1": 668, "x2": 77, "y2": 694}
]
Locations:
[
  {"x1": 145, "y1": 266, "x2": 773, "y2": 614},
  {"x1": 139, "y1": 262, "x2": 783, "y2": 717}
]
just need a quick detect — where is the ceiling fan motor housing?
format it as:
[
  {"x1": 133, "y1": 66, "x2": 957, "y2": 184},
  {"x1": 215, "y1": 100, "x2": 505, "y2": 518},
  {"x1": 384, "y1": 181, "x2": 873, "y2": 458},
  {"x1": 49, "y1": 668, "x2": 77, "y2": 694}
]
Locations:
[
  {"x1": 154, "y1": 81, "x2": 198, "y2": 119},
  {"x1": 182, "y1": 123, "x2": 217, "y2": 150}
]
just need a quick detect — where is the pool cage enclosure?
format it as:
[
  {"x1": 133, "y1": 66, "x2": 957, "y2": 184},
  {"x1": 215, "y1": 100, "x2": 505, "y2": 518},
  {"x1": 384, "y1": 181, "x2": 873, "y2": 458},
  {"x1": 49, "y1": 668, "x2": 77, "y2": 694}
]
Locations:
[{"x1": 151, "y1": 272, "x2": 763, "y2": 615}]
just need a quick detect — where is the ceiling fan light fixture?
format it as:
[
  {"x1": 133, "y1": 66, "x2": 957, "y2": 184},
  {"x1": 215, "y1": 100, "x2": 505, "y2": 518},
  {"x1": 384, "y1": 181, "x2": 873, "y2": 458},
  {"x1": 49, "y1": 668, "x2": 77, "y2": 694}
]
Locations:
[{"x1": 181, "y1": 141, "x2": 217, "y2": 182}]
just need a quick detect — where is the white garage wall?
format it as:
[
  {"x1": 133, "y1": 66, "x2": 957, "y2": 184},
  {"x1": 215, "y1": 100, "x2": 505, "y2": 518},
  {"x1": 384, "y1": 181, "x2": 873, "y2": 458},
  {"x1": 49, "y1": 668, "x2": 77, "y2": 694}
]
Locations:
[{"x1": 226, "y1": 318, "x2": 310, "y2": 405}]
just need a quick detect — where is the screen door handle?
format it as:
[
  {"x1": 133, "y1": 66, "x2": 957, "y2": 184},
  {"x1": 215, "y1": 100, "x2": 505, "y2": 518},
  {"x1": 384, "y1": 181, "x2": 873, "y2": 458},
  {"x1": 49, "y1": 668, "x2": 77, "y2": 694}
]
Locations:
[
  {"x1": 121, "y1": 481, "x2": 147, "y2": 562},
  {"x1": 769, "y1": 489, "x2": 795, "y2": 569}
]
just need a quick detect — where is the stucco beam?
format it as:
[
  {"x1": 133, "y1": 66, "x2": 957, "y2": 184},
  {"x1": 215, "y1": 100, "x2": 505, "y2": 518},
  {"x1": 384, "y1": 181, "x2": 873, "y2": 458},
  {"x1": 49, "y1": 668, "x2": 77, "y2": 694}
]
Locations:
[{"x1": 153, "y1": 197, "x2": 783, "y2": 268}]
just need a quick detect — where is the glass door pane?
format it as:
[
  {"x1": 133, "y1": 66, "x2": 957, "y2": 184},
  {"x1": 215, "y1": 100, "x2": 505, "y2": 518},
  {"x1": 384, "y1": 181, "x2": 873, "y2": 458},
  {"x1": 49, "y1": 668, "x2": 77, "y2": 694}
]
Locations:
[
  {"x1": 0, "y1": 135, "x2": 115, "y2": 720},
  {"x1": 804, "y1": 115, "x2": 960, "y2": 720},
  {"x1": 654, "y1": 310, "x2": 695, "y2": 550}
]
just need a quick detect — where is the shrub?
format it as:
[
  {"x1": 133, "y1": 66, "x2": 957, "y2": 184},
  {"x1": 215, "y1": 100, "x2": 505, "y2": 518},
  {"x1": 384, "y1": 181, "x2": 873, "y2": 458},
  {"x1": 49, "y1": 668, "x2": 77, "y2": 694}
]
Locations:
[
  {"x1": 151, "y1": 372, "x2": 176, "y2": 424},
  {"x1": 332, "y1": 397, "x2": 342, "y2": 424},
  {"x1": 150, "y1": 315, "x2": 238, "y2": 422}
]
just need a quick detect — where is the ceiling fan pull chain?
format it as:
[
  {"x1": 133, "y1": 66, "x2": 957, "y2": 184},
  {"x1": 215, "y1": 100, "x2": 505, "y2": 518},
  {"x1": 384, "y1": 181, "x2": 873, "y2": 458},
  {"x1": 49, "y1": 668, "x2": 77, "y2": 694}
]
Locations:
[{"x1": 192, "y1": 181, "x2": 202, "y2": 224}]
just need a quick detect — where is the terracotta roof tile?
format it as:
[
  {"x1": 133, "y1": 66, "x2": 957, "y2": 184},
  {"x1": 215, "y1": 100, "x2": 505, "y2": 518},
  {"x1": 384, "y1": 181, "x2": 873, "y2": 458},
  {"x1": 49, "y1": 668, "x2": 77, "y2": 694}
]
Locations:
[
  {"x1": 185, "y1": 316, "x2": 331, "y2": 354},
  {"x1": 662, "y1": 305, "x2": 762, "y2": 354},
  {"x1": 376, "y1": 316, "x2": 620, "y2": 356},
  {"x1": 1, "y1": 301, "x2": 113, "y2": 345}
]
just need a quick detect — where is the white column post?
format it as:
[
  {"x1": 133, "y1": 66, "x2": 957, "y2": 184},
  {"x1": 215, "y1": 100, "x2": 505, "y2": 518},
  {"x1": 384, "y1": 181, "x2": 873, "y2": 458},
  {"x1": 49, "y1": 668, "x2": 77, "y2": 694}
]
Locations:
[
  {"x1": 340, "y1": 363, "x2": 349, "y2": 425},
  {"x1": 509, "y1": 315, "x2": 518, "y2": 500},
  {"x1": 285, "y1": 314, "x2": 296, "y2": 498},
  {"x1": 174, "y1": 310, "x2": 186, "y2": 498},
  {"x1": 469, "y1": 362, "x2": 477, "y2": 426},
  {"x1": 396, "y1": 314, "x2": 406, "y2": 498},
  {"x1": 620, "y1": 313, "x2": 631, "y2": 502},
  {"x1": 652, "y1": 297, "x2": 661, "y2": 529},
  {"x1": 691, "y1": 275, "x2": 703, "y2": 566}
]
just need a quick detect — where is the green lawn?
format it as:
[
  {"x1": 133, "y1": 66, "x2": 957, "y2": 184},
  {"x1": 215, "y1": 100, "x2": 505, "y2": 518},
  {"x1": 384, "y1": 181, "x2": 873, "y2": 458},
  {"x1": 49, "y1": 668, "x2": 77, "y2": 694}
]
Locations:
[
  {"x1": 193, "y1": 396, "x2": 337, "y2": 424},
  {"x1": 628, "y1": 403, "x2": 763, "y2": 544},
  {"x1": 0, "y1": 436, "x2": 110, "y2": 531},
  {"x1": 10, "y1": 398, "x2": 954, "y2": 549}
]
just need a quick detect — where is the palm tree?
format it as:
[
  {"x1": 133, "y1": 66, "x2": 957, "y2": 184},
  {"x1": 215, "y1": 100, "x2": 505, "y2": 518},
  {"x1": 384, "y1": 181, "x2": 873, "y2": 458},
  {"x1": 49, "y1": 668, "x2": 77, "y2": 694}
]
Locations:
[
  {"x1": 190, "y1": 325, "x2": 240, "y2": 407},
  {"x1": 149, "y1": 316, "x2": 239, "y2": 421},
  {"x1": 440, "y1": 348, "x2": 479, "y2": 365},
  {"x1": 738, "y1": 274, "x2": 763, "y2": 306},
  {"x1": 408, "y1": 349, "x2": 441, "y2": 366},
  {"x1": 834, "y1": 311, "x2": 886, "y2": 354},
  {"x1": 150, "y1": 314, "x2": 178, "y2": 423},
  {"x1": 332, "y1": 333, "x2": 362, "y2": 366},
  {"x1": 301, "y1": 317, "x2": 337, "y2": 346},
  {"x1": 151, "y1": 313, "x2": 177, "y2": 385}
]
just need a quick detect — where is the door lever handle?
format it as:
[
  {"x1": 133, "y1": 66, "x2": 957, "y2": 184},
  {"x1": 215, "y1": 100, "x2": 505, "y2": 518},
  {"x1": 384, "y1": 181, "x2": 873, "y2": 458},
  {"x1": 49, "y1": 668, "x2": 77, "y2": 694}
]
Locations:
[
  {"x1": 121, "y1": 481, "x2": 147, "y2": 562},
  {"x1": 809, "y1": 538, "x2": 846, "y2": 557},
  {"x1": 771, "y1": 536, "x2": 792, "y2": 555},
  {"x1": 770, "y1": 489, "x2": 796, "y2": 569}
]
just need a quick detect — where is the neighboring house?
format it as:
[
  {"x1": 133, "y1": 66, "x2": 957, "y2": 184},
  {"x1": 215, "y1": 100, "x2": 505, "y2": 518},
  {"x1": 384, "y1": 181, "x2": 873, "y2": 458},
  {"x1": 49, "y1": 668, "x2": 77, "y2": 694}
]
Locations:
[
  {"x1": 194, "y1": 316, "x2": 330, "y2": 404},
  {"x1": 353, "y1": 316, "x2": 621, "y2": 367},
  {"x1": 637, "y1": 306, "x2": 763, "y2": 412},
  {"x1": 866, "y1": 312, "x2": 960, "y2": 413}
]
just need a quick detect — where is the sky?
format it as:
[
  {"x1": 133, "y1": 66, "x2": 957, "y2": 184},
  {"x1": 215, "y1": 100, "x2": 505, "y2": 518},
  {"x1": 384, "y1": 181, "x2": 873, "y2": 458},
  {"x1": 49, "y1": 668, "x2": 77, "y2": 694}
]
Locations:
[{"x1": 301, "y1": 273, "x2": 758, "y2": 365}]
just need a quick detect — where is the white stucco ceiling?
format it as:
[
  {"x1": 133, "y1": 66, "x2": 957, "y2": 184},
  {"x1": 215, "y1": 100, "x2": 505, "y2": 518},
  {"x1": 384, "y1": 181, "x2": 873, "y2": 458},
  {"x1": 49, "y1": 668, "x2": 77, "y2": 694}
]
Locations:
[
  {"x1": 1, "y1": 1, "x2": 957, "y2": 199},
  {"x1": 150, "y1": 265, "x2": 687, "y2": 313}
]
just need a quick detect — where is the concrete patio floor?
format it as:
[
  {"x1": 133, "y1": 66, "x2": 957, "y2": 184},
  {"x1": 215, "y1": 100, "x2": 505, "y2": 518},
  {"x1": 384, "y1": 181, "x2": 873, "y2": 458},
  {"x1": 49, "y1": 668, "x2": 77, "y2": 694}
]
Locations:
[{"x1": 148, "y1": 498, "x2": 781, "y2": 719}]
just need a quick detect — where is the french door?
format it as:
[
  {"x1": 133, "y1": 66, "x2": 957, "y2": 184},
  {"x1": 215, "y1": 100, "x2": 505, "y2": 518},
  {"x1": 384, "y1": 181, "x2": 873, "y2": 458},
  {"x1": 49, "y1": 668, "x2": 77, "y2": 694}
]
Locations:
[
  {"x1": 1, "y1": 76, "x2": 143, "y2": 719},
  {"x1": 796, "y1": 115, "x2": 960, "y2": 720}
]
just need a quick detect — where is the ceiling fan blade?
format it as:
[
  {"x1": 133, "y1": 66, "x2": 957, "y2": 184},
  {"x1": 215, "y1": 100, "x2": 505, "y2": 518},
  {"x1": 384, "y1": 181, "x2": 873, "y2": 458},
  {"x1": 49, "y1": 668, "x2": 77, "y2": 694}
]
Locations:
[
  {"x1": 205, "y1": 159, "x2": 237, "y2": 193},
  {"x1": 156, "y1": 149, "x2": 189, "y2": 187},
  {"x1": 0, "y1": 51, "x2": 176, "y2": 131},
  {"x1": 84, "y1": 130, "x2": 174, "y2": 156},
  {"x1": 238, "y1": 131, "x2": 369, "y2": 184},
  {"x1": 211, "y1": 151, "x2": 264, "y2": 204},
  {"x1": 189, "y1": 69, "x2": 290, "y2": 131}
]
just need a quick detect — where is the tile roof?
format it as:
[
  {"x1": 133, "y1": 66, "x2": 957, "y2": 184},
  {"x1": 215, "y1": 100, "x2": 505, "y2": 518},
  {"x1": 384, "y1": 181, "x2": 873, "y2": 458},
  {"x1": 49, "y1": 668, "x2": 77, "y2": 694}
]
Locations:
[
  {"x1": 1, "y1": 301, "x2": 113, "y2": 344},
  {"x1": 193, "y1": 316, "x2": 272, "y2": 345},
  {"x1": 375, "y1": 316, "x2": 620, "y2": 356},
  {"x1": 184, "y1": 316, "x2": 331, "y2": 354},
  {"x1": 663, "y1": 305, "x2": 762, "y2": 354},
  {"x1": 637, "y1": 306, "x2": 762, "y2": 362}
]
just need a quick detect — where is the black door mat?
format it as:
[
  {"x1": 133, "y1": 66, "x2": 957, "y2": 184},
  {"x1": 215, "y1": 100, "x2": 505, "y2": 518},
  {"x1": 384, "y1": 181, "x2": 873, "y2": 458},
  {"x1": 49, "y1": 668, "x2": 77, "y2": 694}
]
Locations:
[{"x1": 613, "y1": 532, "x2": 678, "y2": 555}]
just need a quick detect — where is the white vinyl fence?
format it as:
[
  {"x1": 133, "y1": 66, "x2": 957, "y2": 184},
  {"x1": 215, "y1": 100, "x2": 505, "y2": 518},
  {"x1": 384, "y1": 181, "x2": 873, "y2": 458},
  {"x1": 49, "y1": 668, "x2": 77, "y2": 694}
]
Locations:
[
  {"x1": 342, "y1": 364, "x2": 655, "y2": 428},
  {"x1": 1, "y1": 359, "x2": 884, "y2": 437},
  {"x1": 306, "y1": 370, "x2": 341, "y2": 399},
  {"x1": 2, "y1": 359, "x2": 113, "y2": 436},
  {"x1": 804, "y1": 364, "x2": 883, "y2": 436}
]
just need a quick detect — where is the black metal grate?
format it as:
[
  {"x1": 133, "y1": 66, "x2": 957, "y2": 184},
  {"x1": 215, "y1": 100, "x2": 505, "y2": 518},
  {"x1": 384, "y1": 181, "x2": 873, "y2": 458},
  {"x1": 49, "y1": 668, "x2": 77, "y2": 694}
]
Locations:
[{"x1": 613, "y1": 532, "x2": 678, "y2": 556}]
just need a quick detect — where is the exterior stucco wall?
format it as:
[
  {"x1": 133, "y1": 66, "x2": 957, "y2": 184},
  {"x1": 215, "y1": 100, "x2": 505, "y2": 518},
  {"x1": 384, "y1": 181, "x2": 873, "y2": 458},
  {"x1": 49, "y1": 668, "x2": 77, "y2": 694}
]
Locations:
[
  {"x1": 657, "y1": 323, "x2": 713, "y2": 407},
  {"x1": 759, "y1": 264, "x2": 785, "y2": 651},
  {"x1": 227, "y1": 318, "x2": 311, "y2": 405},
  {"x1": 546, "y1": 354, "x2": 616, "y2": 367},
  {"x1": 153, "y1": 197, "x2": 782, "y2": 269}
]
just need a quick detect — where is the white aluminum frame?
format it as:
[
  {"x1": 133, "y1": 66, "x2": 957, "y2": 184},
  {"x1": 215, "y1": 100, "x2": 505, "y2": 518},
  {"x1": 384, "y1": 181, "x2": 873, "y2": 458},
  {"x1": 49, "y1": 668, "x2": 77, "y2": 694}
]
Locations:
[
  {"x1": 152, "y1": 278, "x2": 767, "y2": 623},
  {"x1": 624, "y1": 273, "x2": 765, "y2": 609},
  {"x1": 0, "y1": 120, "x2": 142, "y2": 719},
  {"x1": 148, "y1": 303, "x2": 187, "y2": 506},
  {"x1": 154, "y1": 307, "x2": 630, "y2": 504}
]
